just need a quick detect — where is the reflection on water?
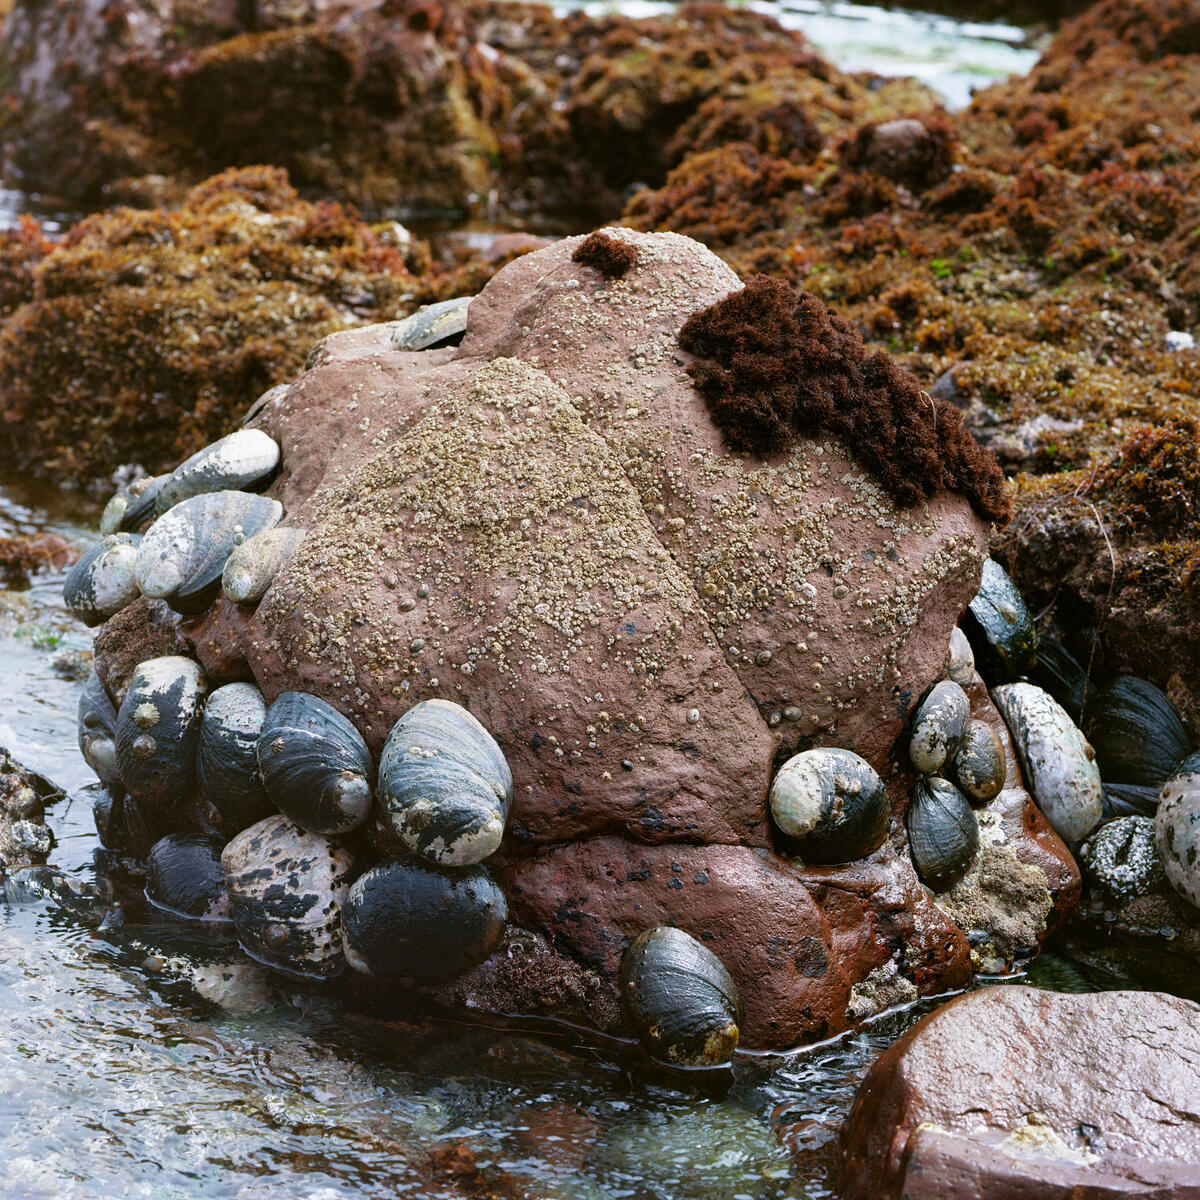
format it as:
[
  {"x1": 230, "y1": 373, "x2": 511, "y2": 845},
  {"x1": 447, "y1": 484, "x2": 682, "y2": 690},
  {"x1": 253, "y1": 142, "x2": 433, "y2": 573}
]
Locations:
[{"x1": 0, "y1": 5, "x2": 1052, "y2": 1189}]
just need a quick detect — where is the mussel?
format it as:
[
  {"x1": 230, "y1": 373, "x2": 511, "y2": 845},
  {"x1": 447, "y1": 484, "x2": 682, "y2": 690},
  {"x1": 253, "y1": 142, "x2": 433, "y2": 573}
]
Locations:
[
  {"x1": 221, "y1": 814, "x2": 355, "y2": 979},
  {"x1": 1102, "y1": 782, "x2": 1161, "y2": 820},
  {"x1": 135, "y1": 490, "x2": 283, "y2": 615},
  {"x1": 257, "y1": 692, "x2": 373, "y2": 835},
  {"x1": 908, "y1": 681, "x2": 970, "y2": 775},
  {"x1": 146, "y1": 833, "x2": 232, "y2": 923},
  {"x1": 155, "y1": 429, "x2": 281, "y2": 512},
  {"x1": 946, "y1": 626, "x2": 974, "y2": 686},
  {"x1": 78, "y1": 669, "x2": 121, "y2": 785},
  {"x1": 1079, "y1": 816, "x2": 1164, "y2": 904},
  {"x1": 769, "y1": 747, "x2": 889, "y2": 864},
  {"x1": 114, "y1": 655, "x2": 210, "y2": 810},
  {"x1": 62, "y1": 534, "x2": 141, "y2": 627},
  {"x1": 948, "y1": 719, "x2": 1006, "y2": 804},
  {"x1": 91, "y1": 784, "x2": 155, "y2": 859},
  {"x1": 377, "y1": 699, "x2": 513, "y2": 866},
  {"x1": 197, "y1": 683, "x2": 272, "y2": 835},
  {"x1": 1026, "y1": 635, "x2": 1094, "y2": 726},
  {"x1": 341, "y1": 859, "x2": 508, "y2": 982},
  {"x1": 618, "y1": 926, "x2": 743, "y2": 1067},
  {"x1": 1085, "y1": 675, "x2": 1192, "y2": 790},
  {"x1": 906, "y1": 776, "x2": 979, "y2": 893},
  {"x1": 961, "y1": 558, "x2": 1038, "y2": 680},
  {"x1": 241, "y1": 383, "x2": 288, "y2": 428},
  {"x1": 222, "y1": 526, "x2": 305, "y2": 605},
  {"x1": 1156, "y1": 750, "x2": 1200, "y2": 908},
  {"x1": 389, "y1": 297, "x2": 471, "y2": 350},
  {"x1": 100, "y1": 474, "x2": 168, "y2": 535},
  {"x1": 992, "y1": 682, "x2": 1103, "y2": 843}
]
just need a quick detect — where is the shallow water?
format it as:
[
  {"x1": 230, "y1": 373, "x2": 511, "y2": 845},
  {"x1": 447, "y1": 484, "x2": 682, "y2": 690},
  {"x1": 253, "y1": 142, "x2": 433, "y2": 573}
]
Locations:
[{"x1": 0, "y1": 3, "x2": 1055, "y2": 1194}]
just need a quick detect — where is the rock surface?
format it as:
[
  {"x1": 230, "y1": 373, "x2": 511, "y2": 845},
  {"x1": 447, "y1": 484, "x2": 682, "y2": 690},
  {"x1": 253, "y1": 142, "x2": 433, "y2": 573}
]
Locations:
[{"x1": 838, "y1": 985, "x2": 1200, "y2": 1200}]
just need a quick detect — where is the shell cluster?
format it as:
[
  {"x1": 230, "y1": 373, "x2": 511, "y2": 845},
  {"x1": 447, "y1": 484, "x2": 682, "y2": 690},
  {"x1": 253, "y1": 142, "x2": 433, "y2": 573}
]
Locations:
[
  {"x1": 71, "y1": 425, "x2": 524, "y2": 999},
  {"x1": 964, "y1": 559, "x2": 1200, "y2": 916},
  {"x1": 897, "y1": 643, "x2": 1002, "y2": 895},
  {"x1": 65, "y1": 429, "x2": 290, "y2": 626}
]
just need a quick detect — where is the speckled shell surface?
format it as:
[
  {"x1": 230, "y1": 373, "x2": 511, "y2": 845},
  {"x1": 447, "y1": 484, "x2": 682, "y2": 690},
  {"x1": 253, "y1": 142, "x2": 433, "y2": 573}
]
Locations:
[
  {"x1": 63, "y1": 534, "x2": 141, "y2": 627},
  {"x1": 341, "y1": 859, "x2": 507, "y2": 982},
  {"x1": 135, "y1": 490, "x2": 283, "y2": 614},
  {"x1": 389, "y1": 297, "x2": 471, "y2": 350},
  {"x1": 949, "y1": 718, "x2": 1006, "y2": 804},
  {"x1": 221, "y1": 814, "x2": 354, "y2": 979},
  {"x1": 618, "y1": 926, "x2": 743, "y2": 1067},
  {"x1": 100, "y1": 474, "x2": 168, "y2": 534},
  {"x1": 146, "y1": 833, "x2": 232, "y2": 922},
  {"x1": 114, "y1": 655, "x2": 210, "y2": 809},
  {"x1": 993, "y1": 682, "x2": 1102, "y2": 843},
  {"x1": 197, "y1": 683, "x2": 271, "y2": 835},
  {"x1": 963, "y1": 558, "x2": 1038, "y2": 680},
  {"x1": 1080, "y1": 816, "x2": 1164, "y2": 904},
  {"x1": 909, "y1": 681, "x2": 970, "y2": 775},
  {"x1": 258, "y1": 692, "x2": 373, "y2": 835},
  {"x1": 945, "y1": 626, "x2": 974, "y2": 686},
  {"x1": 906, "y1": 776, "x2": 979, "y2": 893},
  {"x1": 222, "y1": 526, "x2": 305, "y2": 605},
  {"x1": 768, "y1": 747, "x2": 888, "y2": 864},
  {"x1": 378, "y1": 699, "x2": 513, "y2": 866},
  {"x1": 1156, "y1": 751, "x2": 1200, "y2": 908},
  {"x1": 156, "y1": 429, "x2": 281, "y2": 511},
  {"x1": 78, "y1": 669, "x2": 121, "y2": 784}
]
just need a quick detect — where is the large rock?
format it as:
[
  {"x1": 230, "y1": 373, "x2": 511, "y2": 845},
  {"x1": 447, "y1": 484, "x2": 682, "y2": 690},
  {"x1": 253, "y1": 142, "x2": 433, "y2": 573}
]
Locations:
[
  {"x1": 112, "y1": 228, "x2": 1067, "y2": 1049},
  {"x1": 838, "y1": 985, "x2": 1200, "y2": 1200}
]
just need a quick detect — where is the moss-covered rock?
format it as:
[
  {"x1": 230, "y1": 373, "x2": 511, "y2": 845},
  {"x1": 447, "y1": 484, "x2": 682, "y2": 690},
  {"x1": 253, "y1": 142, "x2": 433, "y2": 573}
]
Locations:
[{"x1": 0, "y1": 166, "x2": 421, "y2": 482}]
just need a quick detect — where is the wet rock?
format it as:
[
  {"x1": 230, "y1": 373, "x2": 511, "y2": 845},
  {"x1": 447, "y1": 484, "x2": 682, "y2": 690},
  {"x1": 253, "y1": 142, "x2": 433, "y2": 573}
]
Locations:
[
  {"x1": 0, "y1": 749, "x2": 58, "y2": 868},
  {"x1": 0, "y1": 532, "x2": 78, "y2": 578},
  {"x1": 505, "y1": 838, "x2": 972, "y2": 1050},
  {"x1": 838, "y1": 986, "x2": 1200, "y2": 1200}
]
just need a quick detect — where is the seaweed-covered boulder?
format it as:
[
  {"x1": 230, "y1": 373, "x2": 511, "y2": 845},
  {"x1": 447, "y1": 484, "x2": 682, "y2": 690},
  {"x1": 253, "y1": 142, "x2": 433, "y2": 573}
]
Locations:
[
  {"x1": 838, "y1": 986, "x2": 1200, "y2": 1200},
  {"x1": 105, "y1": 228, "x2": 1073, "y2": 1049},
  {"x1": 0, "y1": 167, "x2": 420, "y2": 482}
]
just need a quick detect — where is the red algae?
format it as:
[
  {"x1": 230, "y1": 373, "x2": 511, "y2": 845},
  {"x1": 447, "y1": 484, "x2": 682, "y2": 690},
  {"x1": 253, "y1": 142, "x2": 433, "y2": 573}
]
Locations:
[
  {"x1": 571, "y1": 230, "x2": 637, "y2": 278},
  {"x1": 0, "y1": 167, "x2": 421, "y2": 482},
  {"x1": 679, "y1": 276, "x2": 1011, "y2": 523}
]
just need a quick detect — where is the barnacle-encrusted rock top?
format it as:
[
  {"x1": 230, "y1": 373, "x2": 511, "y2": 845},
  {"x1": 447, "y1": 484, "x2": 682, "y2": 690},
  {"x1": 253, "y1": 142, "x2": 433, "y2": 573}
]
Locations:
[{"x1": 178, "y1": 229, "x2": 1063, "y2": 1048}]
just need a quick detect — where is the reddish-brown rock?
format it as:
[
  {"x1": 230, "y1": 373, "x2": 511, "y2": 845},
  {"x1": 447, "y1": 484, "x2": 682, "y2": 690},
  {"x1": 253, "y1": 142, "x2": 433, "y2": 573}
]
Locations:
[
  {"x1": 505, "y1": 838, "x2": 971, "y2": 1047},
  {"x1": 838, "y1": 985, "x2": 1200, "y2": 1200},
  {"x1": 121, "y1": 228, "x2": 1061, "y2": 1049}
]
